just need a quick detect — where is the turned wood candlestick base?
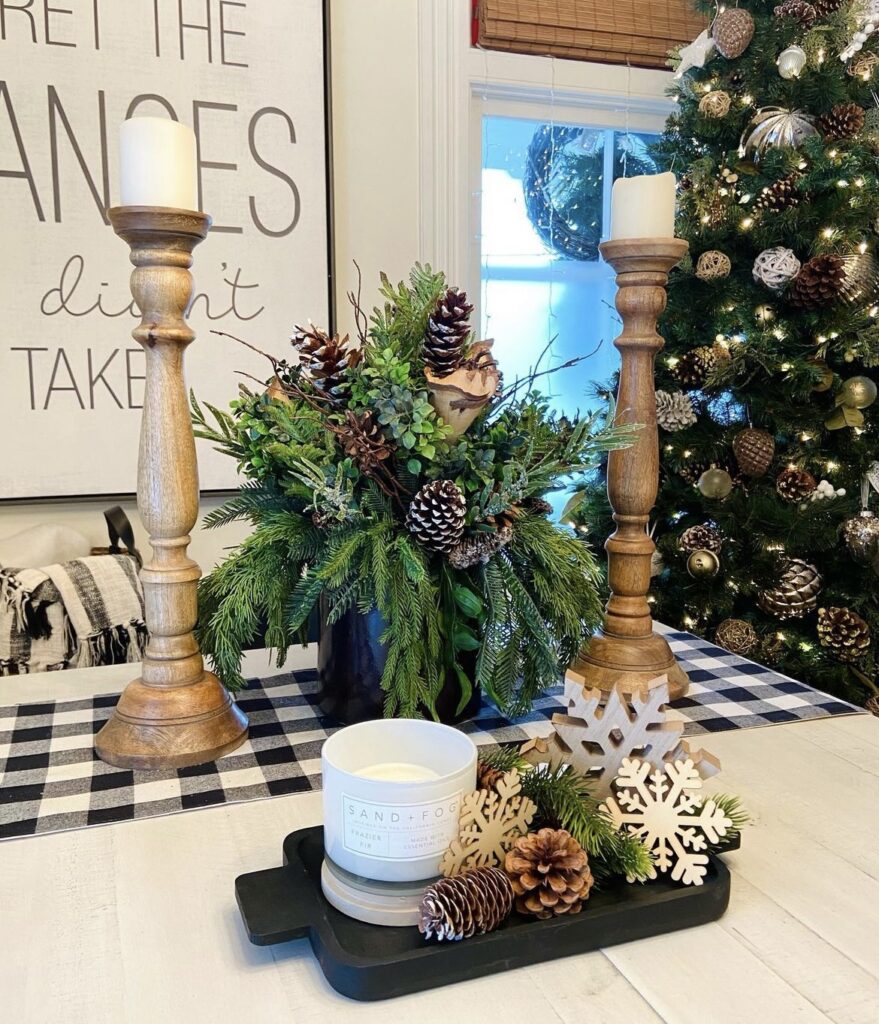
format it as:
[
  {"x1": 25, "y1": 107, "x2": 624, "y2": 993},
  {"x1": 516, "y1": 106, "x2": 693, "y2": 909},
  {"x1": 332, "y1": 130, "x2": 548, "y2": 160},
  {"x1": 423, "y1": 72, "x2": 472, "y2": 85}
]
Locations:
[
  {"x1": 570, "y1": 237, "x2": 690, "y2": 701},
  {"x1": 95, "y1": 207, "x2": 248, "y2": 769}
]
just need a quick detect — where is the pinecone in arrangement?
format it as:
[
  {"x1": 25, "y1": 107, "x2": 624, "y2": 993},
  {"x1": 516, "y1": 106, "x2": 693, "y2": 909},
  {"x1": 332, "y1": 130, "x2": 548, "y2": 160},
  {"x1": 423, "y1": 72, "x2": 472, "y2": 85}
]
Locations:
[
  {"x1": 715, "y1": 618, "x2": 760, "y2": 657},
  {"x1": 673, "y1": 346, "x2": 723, "y2": 389},
  {"x1": 340, "y1": 410, "x2": 393, "y2": 474},
  {"x1": 291, "y1": 324, "x2": 358, "y2": 402},
  {"x1": 447, "y1": 524, "x2": 513, "y2": 569},
  {"x1": 424, "y1": 287, "x2": 474, "y2": 377},
  {"x1": 774, "y1": 0, "x2": 817, "y2": 25},
  {"x1": 776, "y1": 467, "x2": 818, "y2": 502},
  {"x1": 418, "y1": 867, "x2": 514, "y2": 942},
  {"x1": 505, "y1": 828, "x2": 594, "y2": 919},
  {"x1": 866, "y1": 695, "x2": 879, "y2": 717},
  {"x1": 523, "y1": 496, "x2": 554, "y2": 516},
  {"x1": 817, "y1": 606, "x2": 871, "y2": 662},
  {"x1": 475, "y1": 760, "x2": 507, "y2": 791},
  {"x1": 753, "y1": 174, "x2": 800, "y2": 213},
  {"x1": 405, "y1": 479, "x2": 467, "y2": 553},
  {"x1": 656, "y1": 390, "x2": 698, "y2": 431},
  {"x1": 817, "y1": 103, "x2": 865, "y2": 141},
  {"x1": 732, "y1": 427, "x2": 776, "y2": 478},
  {"x1": 679, "y1": 523, "x2": 723, "y2": 554},
  {"x1": 788, "y1": 255, "x2": 846, "y2": 309},
  {"x1": 757, "y1": 559, "x2": 823, "y2": 620}
]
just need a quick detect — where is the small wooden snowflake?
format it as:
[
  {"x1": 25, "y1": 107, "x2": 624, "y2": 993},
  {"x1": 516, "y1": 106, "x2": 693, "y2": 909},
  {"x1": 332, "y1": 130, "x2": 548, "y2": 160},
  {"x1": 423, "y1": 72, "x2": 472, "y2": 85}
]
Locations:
[
  {"x1": 439, "y1": 768, "x2": 537, "y2": 877},
  {"x1": 602, "y1": 757, "x2": 732, "y2": 886}
]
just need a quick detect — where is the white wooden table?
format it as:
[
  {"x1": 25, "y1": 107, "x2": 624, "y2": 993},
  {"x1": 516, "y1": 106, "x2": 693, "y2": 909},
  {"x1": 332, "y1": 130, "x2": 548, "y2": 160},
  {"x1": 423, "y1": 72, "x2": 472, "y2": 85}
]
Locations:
[{"x1": 2, "y1": 650, "x2": 878, "y2": 1024}]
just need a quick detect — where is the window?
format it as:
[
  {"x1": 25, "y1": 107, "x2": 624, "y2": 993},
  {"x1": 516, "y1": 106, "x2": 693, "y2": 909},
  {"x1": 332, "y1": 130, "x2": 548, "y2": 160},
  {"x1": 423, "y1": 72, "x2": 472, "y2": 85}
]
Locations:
[{"x1": 479, "y1": 115, "x2": 661, "y2": 418}]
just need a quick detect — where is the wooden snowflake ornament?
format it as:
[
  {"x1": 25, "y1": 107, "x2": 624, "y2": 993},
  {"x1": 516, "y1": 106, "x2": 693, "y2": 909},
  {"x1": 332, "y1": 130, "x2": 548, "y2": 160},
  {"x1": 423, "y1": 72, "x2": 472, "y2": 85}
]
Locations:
[
  {"x1": 439, "y1": 768, "x2": 537, "y2": 877},
  {"x1": 524, "y1": 677, "x2": 720, "y2": 801},
  {"x1": 602, "y1": 757, "x2": 732, "y2": 886}
]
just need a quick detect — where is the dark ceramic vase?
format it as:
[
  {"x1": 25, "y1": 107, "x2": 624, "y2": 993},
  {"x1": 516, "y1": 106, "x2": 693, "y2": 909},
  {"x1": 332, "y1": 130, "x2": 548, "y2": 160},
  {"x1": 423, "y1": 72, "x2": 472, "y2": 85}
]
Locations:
[{"x1": 316, "y1": 598, "x2": 482, "y2": 725}]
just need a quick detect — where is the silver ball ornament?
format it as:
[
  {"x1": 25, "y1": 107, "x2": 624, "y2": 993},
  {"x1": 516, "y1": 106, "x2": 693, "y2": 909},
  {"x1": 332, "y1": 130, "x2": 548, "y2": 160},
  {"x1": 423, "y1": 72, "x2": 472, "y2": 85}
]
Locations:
[{"x1": 777, "y1": 45, "x2": 806, "y2": 80}]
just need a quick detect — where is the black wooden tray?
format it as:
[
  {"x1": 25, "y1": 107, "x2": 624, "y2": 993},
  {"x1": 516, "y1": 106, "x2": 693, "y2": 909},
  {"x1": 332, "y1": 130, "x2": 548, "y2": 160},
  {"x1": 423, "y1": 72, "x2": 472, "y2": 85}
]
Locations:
[{"x1": 235, "y1": 826, "x2": 733, "y2": 1001}]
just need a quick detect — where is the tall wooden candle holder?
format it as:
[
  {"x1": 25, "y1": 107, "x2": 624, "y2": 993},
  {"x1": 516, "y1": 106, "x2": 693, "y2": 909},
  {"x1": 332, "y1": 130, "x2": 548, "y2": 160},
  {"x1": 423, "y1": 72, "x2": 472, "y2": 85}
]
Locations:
[
  {"x1": 568, "y1": 237, "x2": 690, "y2": 701},
  {"x1": 95, "y1": 207, "x2": 248, "y2": 769}
]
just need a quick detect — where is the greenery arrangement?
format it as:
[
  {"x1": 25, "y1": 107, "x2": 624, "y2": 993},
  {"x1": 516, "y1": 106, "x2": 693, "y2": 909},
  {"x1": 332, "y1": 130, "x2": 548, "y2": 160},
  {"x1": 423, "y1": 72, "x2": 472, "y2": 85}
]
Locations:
[
  {"x1": 192, "y1": 264, "x2": 633, "y2": 717},
  {"x1": 580, "y1": 0, "x2": 879, "y2": 705}
]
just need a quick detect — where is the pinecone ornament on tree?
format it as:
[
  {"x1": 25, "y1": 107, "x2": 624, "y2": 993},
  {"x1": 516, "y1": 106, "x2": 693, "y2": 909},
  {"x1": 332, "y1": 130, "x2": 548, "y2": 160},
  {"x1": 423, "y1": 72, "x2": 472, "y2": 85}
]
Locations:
[
  {"x1": 424, "y1": 287, "x2": 474, "y2": 377},
  {"x1": 679, "y1": 523, "x2": 723, "y2": 553},
  {"x1": 673, "y1": 346, "x2": 724, "y2": 389},
  {"x1": 817, "y1": 607, "x2": 871, "y2": 662},
  {"x1": 788, "y1": 255, "x2": 846, "y2": 309},
  {"x1": 732, "y1": 427, "x2": 776, "y2": 477},
  {"x1": 753, "y1": 174, "x2": 800, "y2": 213},
  {"x1": 811, "y1": 0, "x2": 843, "y2": 15},
  {"x1": 656, "y1": 390, "x2": 697, "y2": 431},
  {"x1": 817, "y1": 103, "x2": 865, "y2": 140},
  {"x1": 776, "y1": 467, "x2": 818, "y2": 501},
  {"x1": 418, "y1": 867, "x2": 514, "y2": 941},
  {"x1": 505, "y1": 828, "x2": 594, "y2": 919},
  {"x1": 291, "y1": 324, "x2": 358, "y2": 402},
  {"x1": 406, "y1": 480, "x2": 467, "y2": 553},
  {"x1": 757, "y1": 559, "x2": 823, "y2": 619},
  {"x1": 774, "y1": 0, "x2": 817, "y2": 25}
]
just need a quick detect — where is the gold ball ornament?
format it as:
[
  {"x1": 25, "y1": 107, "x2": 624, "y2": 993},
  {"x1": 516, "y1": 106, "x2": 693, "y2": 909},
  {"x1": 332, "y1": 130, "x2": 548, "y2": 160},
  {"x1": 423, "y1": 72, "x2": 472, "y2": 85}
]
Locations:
[
  {"x1": 698, "y1": 467, "x2": 734, "y2": 499},
  {"x1": 807, "y1": 356, "x2": 834, "y2": 392},
  {"x1": 754, "y1": 303, "x2": 776, "y2": 323},
  {"x1": 695, "y1": 250, "x2": 732, "y2": 281},
  {"x1": 713, "y1": 8, "x2": 755, "y2": 59},
  {"x1": 841, "y1": 510, "x2": 879, "y2": 563},
  {"x1": 699, "y1": 90, "x2": 732, "y2": 119},
  {"x1": 839, "y1": 375, "x2": 877, "y2": 409},
  {"x1": 687, "y1": 549, "x2": 721, "y2": 578}
]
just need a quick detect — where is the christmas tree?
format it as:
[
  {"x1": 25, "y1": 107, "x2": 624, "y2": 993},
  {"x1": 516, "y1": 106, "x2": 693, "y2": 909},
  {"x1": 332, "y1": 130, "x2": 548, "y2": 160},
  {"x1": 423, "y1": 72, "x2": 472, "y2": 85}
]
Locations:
[{"x1": 586, "y1": 1, "x2": 879, "y2": 706}]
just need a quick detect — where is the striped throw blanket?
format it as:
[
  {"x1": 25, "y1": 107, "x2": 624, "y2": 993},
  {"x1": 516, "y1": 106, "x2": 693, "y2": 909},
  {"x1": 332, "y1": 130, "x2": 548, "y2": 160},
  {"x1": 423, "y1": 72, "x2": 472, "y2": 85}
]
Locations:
[{"x1": 0, "y1": 555, "x2": 146, "y2": 675}]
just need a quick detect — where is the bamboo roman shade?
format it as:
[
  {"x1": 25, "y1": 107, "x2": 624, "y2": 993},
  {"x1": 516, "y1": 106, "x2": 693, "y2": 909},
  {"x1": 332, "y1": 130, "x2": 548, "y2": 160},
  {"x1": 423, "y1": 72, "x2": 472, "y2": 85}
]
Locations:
[{"x1": 476, "y1": 0, "x2": 708, "y2": 70}]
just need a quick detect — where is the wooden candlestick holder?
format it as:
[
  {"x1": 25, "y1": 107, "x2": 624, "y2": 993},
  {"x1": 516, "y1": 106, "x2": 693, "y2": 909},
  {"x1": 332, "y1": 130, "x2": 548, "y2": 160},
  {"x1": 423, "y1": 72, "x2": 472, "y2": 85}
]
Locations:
[
  {"x1": 95, "y1": 207, "x2": 248, "y2": 769},
  {"x1": 568, "y1": 237, "x2": 690, "y2": 701}
]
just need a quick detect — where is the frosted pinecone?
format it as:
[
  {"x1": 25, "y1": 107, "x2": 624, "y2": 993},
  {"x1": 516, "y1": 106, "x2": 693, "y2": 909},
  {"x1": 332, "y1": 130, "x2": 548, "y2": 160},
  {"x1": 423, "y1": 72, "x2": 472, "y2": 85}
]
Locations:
[
  {"x1": 406, "y1": 480, "x2": 467, "y2": 553},
  {"x1": 656, "y1": 390, "x2": 697, "y2": 431}
]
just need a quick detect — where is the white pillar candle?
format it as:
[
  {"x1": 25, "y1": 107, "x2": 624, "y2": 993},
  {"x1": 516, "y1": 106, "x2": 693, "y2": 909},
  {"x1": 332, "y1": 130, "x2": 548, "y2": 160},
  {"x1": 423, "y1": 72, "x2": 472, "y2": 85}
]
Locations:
[
  {"x1": 355, "y1": 762, "x2": 441, "y2": 782},
  {"x1": 610, "y1": 171, "x2": 677, "y2": 240},
  {"x1": 118, "y1": 116, "x2": 198, "y2": 210}
]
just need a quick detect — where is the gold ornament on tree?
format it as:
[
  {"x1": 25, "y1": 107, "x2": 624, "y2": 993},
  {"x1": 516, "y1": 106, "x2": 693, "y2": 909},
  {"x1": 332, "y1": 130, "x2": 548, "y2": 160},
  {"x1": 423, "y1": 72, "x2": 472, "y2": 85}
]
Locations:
[
  {"x1": 505, "y1": 829, "x2": 593, "y2": 919},
  {"x1": 418, "y1": 867, "x2": 513, "y2": 942},
  {"x1": 695, "y1": 250, "x2": 732, "y2": 280},
  {"x1": 698, "y1": 466, "x2": 734, "y2": 499},
  {"x1": 715, "y1": 618, "x2": 760, "y2": 656},
  {"x1": 817, "y1": 607, "x2": 871, "y2": 662},
  {"x1": 713, "y1": 8, "x2": 755, "y2": 58},
  {"x1": 687, "y1": 549, "x2": 721, "y2": 578},
  {"x1": 757, "y1": 558, "x2": 822, "y2": 619},
  {"x1": 733, "y1": 427, "x2": 776, "y2": 477},
  {"x1": 699, "y1": 90, "x2": 732, "y2": 119},
  {"x1": 826, "y1": 375, "x2": 877, "y2": 430},
  {"x1": 841, "y1": 509, "x2": 879, "y2": 562},
  {"x1": 808, "y1": 356, "x2": 834, "y2": 392}
]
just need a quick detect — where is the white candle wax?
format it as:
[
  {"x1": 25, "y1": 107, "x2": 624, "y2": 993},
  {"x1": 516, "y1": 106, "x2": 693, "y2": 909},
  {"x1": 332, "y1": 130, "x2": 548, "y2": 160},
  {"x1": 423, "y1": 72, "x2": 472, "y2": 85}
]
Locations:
[
  {"x1": 610, "y1": 171, "x2": 676, "y2": 240},
  {"x1": 355, "y1": 762, "x2": 440, "y2": 782},
  {"x1": 119, "y1": 116, "x2": 198, "y2": 210}
]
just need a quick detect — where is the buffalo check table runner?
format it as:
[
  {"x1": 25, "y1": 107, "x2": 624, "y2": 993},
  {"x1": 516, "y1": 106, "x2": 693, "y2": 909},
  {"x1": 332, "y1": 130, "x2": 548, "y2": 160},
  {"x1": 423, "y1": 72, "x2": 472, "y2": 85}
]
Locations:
[{"x1": 0, "y1": 630, "x2": 863, "y2": 840}]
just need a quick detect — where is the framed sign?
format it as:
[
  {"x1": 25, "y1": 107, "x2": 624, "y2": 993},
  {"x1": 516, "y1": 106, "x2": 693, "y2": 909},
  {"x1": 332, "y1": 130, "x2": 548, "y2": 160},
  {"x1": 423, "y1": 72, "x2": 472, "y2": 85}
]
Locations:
[{"x1": 0, "y1": 0, "x2": 332, "y2": 499}]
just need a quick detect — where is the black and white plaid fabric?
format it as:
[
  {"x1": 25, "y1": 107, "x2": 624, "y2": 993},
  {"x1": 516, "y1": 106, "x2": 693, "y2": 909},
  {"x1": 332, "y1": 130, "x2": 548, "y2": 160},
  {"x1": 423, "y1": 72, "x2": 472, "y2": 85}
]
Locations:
[{"x1": 0, "y1": 630, "x2": 863, "y2": 840}]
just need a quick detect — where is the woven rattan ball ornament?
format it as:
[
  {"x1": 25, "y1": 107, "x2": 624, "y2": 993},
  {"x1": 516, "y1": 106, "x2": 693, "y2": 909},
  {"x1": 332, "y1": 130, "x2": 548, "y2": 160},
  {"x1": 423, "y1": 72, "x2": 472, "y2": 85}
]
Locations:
[
  {"x1": 698, "y1": 467, "x2": 734, "y2": 499},
  {"x1": 817, "y1": 606, "x2": 871, "y2": 662},
  {"x1": 732, "y1": 427, "x2": 775, "y2": 477},
  {"x1": 687, "y1": 549, "x2": 721, "y2": 578},
  {"x1": 715, "y1": 618, "x2": 760, "y2": 656},
  {"x1": 505, "y1": 828, "x2": 593, "y2": 919},
  {"x1": 418, "y1": 867, "x2": 514, "y2": 942},
  {"x1": 757, "y1": 558, "x2": 823, "y2": 619},
  {"x1": 842, "y1": 510, "x2": 879, "y2": 561},
  {"x1": 713, "y1": 8, "x2": 755, "y2": 59},
  {"x1": 817, "y1": 103, "x2": 866, "y2": 141},
  {"x1": 680, "y1": 523, "x2": 722, "y2": 553},
  {"x1": 699, "y1": 90, "x2": 732, "y2": 119},
  {"x1": 696, "y1": 250, "x2": 732, "y2": 281},
  {"x1": 776, "y1": 467, "x2": 818, "y2": 502}
]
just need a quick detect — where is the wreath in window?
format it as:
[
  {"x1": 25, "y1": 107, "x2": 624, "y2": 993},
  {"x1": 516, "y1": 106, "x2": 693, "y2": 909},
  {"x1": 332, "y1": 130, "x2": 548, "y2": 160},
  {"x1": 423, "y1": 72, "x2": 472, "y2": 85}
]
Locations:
[{"x1": 523, "y1": 125, "x2": 658, "y2": 262}]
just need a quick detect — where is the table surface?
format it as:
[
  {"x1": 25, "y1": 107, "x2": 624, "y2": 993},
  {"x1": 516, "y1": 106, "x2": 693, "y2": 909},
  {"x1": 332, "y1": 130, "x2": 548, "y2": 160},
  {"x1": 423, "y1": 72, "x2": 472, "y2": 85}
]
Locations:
[{"x1": 2, "y1": 649, "x2": 878, "y2": 1024}]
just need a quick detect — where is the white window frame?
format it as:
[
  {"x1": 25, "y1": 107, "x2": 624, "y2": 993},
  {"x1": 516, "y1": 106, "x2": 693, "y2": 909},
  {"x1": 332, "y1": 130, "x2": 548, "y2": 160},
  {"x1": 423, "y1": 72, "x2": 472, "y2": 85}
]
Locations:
[{"x1": 416, "y1": 0, "x2": 676, "y2": 301}]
